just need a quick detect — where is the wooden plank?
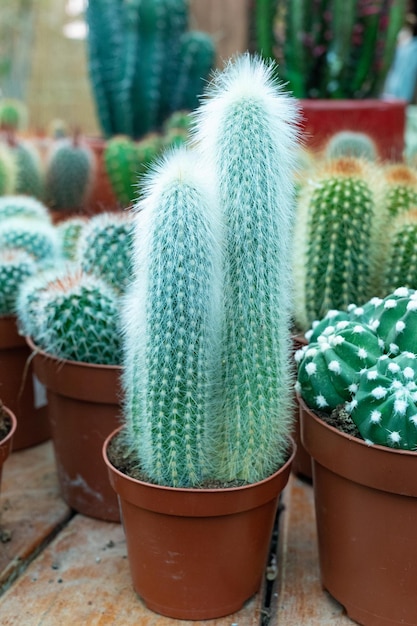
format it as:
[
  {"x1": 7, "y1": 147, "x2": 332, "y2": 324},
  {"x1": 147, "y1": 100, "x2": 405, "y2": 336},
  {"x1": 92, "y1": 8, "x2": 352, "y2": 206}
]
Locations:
[
  {"x1": 0, "y1": 514, "x2": 262, "y2": 625},
  {"x1": 271, "y1": 475, "x2": 354, "y2": 625},
  {"x1": 0, "y1": 441, "x2": 71, "y2": 592}
]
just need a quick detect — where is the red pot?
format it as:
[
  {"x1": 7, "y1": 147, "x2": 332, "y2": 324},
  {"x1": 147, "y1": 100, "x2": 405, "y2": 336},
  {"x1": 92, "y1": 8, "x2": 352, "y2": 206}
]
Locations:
[
  {"x1": 104, "y1": 428, "x2": 295, "y2": 620},
  {"x1": 0, "y1": 316, "x2": 50, "y2": 450},
  {"x1": 28, "y1": 338, "x2": 122, "y2": 522},
  {"x1": 0, "y1": 405, "x2": 17, "y2": 491},
  {"x1": 299, "y1": 98, "x2": 407, "y2": 161},
  {"x1": 300, "y1": 396, "x2": 417, "y2": 626}
]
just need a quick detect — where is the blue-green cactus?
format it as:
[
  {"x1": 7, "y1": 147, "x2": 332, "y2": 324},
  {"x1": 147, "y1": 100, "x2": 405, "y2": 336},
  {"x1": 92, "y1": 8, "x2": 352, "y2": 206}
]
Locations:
[
  {"x1": 57, "y1": 216, "x2": 88, "y2": 260},
  {"x1": 0, "y1": 195, "x2": 51, "y2": 223},
  {"x1": 324, "y1": 131, "x2": 378, "y2": 161},
  {"x1": 0, "y1": 249, "x2": 38, "y2": 316},
  {"x1": 0, "y1": 218, "x2": 60, "y2": 264}
]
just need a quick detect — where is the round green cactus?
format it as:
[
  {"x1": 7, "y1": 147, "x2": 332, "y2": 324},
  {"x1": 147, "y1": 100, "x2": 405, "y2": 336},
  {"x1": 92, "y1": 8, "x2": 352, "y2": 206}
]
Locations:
[
  {"x1": 349, "y1": 352, "x2": 417, "y2": 450},
  {"x1": 76, "y1": 212, "x2": 134, "y2": 293},
  {"x1": 0, "y1": 249, "x2": 38, "y2": 316},
  {"x1": 382, "y1": 164, "x2": 417, "y2": 218},
  {"x1": 324, "y1": 131, "x2": 378, "y2": 161},
  {"x1": 0, "y1": 98, "x2": 28, "y2": 131},
  {"x1": 56, "y1": 216, "x2": 88, "y2": 260},
  {"x1": 17, "y1": 268, "x2": 122, "y2": 365},
  {"x1": 0, "y1": 195, "x2": 51, "y2": 223},
  {"x1": 296, "y1": 321, "x2": 384, "y2": 413},
  {"x1": 0, "y1": 218, "x2": 60, "y2": 264}
]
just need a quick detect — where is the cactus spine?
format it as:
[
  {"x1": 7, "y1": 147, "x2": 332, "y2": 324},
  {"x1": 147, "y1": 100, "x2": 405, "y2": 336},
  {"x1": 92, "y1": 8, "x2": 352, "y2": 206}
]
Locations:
[{"x1": 123, "y1": 149, "x2": 222, "y2": 487}]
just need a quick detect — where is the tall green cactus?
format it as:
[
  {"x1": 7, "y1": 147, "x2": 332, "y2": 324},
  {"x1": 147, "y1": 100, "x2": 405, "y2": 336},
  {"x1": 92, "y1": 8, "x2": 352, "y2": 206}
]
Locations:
[
  {"x1": 85, "y1": 0, "x2": 215, "y2": 139},
  {"x1": 383, "y1": 209, "x2": 417, "y2": 293},
  {"x1": 382, "y1": 164, "x2": 417, "y2": 218},
  {"x1": 122, "y1": 149, "x2": 222, "y2": 487},
  {"x1": 194, "y1": 54, "x2": 299, "y2": 483},
  {"x1": 293, "y1": 157, "x2": 381, "y2": 332}
]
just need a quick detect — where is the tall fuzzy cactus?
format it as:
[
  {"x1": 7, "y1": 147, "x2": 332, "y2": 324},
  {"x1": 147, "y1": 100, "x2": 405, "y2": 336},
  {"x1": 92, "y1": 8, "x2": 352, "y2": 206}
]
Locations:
[
  {"x1": 383, "y1": 209, "x2": 417, "y2": 293},
  {"x1": 0, "y1": 218, "x2": 60, "y2": 265},
  {"x1": 293, "y1": 157, "x2": 381, "y2": 332},
  {"x1": 122, "y1": 149, "x2": 222, "y2": 487},
  {"x1": 194, "y1": 54, "x2": 299, "y2": 482},
  {"x1": 45, "y1": 135, "x2": 95, "y2": 210},
  {"x1": 0, "y1": 249, "x2": 38, "y2": 316},
  {"x1": 85, "y1": 0, "x2": 215, "y2": 139},
  {"x1": 0, "y1": 195, "x2": 51, "y2": 223},
  {"x1": 17, "y1": 268, "x2": 122, "y2": 365},
  {"x1": 76, "y1": 212, "x2": 134, "y2": 293}
]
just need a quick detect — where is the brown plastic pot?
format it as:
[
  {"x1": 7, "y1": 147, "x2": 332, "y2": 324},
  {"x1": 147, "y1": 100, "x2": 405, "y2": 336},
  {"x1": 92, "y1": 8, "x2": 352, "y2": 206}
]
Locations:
[
  {"x1": 28, "y1": 338, "x2": 122, "y2": 522},
  {"x1": 103, "y1": 428, "x2": 295, "y2": 620},
  {"x1": 0, "y1": 316, "x2": 50, "y2": 450},
  {"x1": 291, "y1": 333, "x2": 312, "y2": 480},
  {"x1": 300, "y1": 396, "x2": 417, "y2": 626},
  {"x1": 0, "y1": 405, "x2": 17, "y2": 491}
]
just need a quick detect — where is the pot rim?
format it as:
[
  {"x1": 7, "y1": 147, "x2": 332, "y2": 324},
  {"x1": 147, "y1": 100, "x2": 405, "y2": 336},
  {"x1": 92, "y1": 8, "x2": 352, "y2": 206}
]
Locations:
[{"x1": 25, "y1": 335, "x2": 122, "y2": 372}]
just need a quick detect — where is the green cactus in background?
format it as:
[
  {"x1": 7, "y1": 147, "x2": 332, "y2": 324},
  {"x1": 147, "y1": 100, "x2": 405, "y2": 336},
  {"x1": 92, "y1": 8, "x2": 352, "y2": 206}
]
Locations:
[
  {"x1": 0, "y1": 98, "x2": 28, "y2": 131},
  {"x1": 45, "y1": 135, "x2": 95, "y2": 210},
  {"x1": 349, "y1": 352, "x2": 417, "y2": 450},
  {"x1": 0, "y1": 195, "x2": 51, "y2": 223},
  {"x1": 0, "y1": 144, "x2": 17, "y2": 196},
  {"x1": 11, "y1": 140, "x2": 44, "y2": 199},
  {"x1": 382, "y1": 210, "x2": 417, "y2": 293},
  {"x1": 262, "y1": 0, "x2": 406, "y2": 98},
  {"x1": 324, "y1": 131, "x2": 378, "y2": 161},
  {"x1": 77, "y1": 212, "x2": 134, "y2": 293},
  {"x1": 17, "y1": 268, "x2": 122, "y2": 365},
  {"x1": 163, "y1": 110, "x2": 192, "y2": 133},
  {"x1": 382, "y1": 164, "x2": 417, "y2": 218},
  {"x1": 194, "y1": 54, "x2": 299, "y2": 483},
  {"x1": 122, "y1": 149, "x2": 222, "y2": 487},
  {"x1": 85, "y1": 0, "x2": 215, "y2": 139},
  {"x1": 253, "y1": 0, "x2": 279, "y2": 62},
  {"x1": 293, "y1": 157, "x2": 381, "y2": 332},
  {"x1": 296, "y1": 320, "x2": 383, "y2": 413},
  {"x1": 0, "y1": 218, "x2": 60, "y2": 264},
  {"x1": 57, "y1": 216, "x2": 88, "y2": 260},
  {"x1": 0, "y1": 249, "x2": 38, "y2": 316}
]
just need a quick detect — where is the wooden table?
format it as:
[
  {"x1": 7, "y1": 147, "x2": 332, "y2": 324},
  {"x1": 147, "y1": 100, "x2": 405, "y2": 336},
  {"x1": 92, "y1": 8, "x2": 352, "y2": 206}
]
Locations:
[{"x1": 0, "y1": 441, "x2": 355, "y2": 625}]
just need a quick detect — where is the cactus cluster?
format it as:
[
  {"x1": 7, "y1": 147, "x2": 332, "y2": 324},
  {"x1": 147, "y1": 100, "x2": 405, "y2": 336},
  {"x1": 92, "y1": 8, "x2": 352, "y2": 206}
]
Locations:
[
  {"x1": 11, "y1": 140, "x2": 44, "y2": 199},
  {"x1": 0, "y1": 249, "x2": 38, "y2": 316},
  {"x1": 85, "y1": 0, "x2": 215, "y2": 139},
  {"x1": 17, "y1": 268, "x2": 122, "y2": 365}
]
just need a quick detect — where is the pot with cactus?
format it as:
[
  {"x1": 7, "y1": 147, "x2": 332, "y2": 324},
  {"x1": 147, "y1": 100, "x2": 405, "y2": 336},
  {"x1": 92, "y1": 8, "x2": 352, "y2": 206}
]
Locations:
[
  {"x1": 102, "y1": 55, "x2": 298, "y2": 620},
  {"x1": 254, "y1": 0, "x2": 408, "y2": 160},
  {"x1": 296, "y1": 287, "x2": 417, "y2": 626},
  {"x1": 17, "y1": 212, "x2": 135, "y2": 521}
]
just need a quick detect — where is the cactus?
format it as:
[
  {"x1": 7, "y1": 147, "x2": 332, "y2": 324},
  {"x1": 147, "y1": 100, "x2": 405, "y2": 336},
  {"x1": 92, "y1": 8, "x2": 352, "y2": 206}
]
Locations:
[
  {"x1": 17, "y1": 268, "x2": 122, "y2": 365},
  {"x1": 366, "y1": 288, "x2": 417, "y2": 356},
  {"x1": 56, "y1": 216, "x2": 88, "y2": 260},
  {"x1": 293, "y1": 157, "x2": 381, "y2": 332},
  {"x1": 324, "y1": 131, "x2": 378, "y2": 161},
  {"x1": 0, "y1": 218, "x2": 60, "y2": 265},
  {"x1": 0, "y1": 195, "x2": 51, "y2": 223},
  {"x1": 85, "y1": 0, "x2": 215, "y2": 139},
  {"x1": 382, "y1": 164, "x2": 417, "y2": 218},
  {"x1": 0, "y1": 98, "x2": 28, "y2": 131},
  {"x1": 0, "y1": 144, "x2": 17, "y2": 196},
  {"x1": 382, "y1": 210, "x2": 417, "y2": 293},
  {"x1": 45, "y1": 135, "x2": 95, "y2": 210},
  {"x1": 296, "y1": 321, "x2": 384, "y2": 413},
  {"x1": 348, "y1": 352, "x2": 417, "y2": 450},
  {"x1": 163, "y1": 110, "x2": 192, "y2": 133},
  {"x1": 0, "y1": 249, "x2": 38, "y2": 316},
  {"x1": 194, "y1": 54, "x2": 300, "y2": 483},
  {"x1": 122, "y1": 149, "x2": 222, "y2": 487},
  {"x1": 11, "y1": 140, "x2": 44, "y2": 199},
  {"x1": 76, "y1": 212, "x2": 134, "y2": 293}
]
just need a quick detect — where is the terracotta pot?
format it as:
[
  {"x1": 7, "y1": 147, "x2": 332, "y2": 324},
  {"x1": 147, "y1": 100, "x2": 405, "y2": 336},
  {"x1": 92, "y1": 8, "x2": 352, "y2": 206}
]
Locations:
[
  {"x1": 28, "y1": 338, "x2": 122, "y2": 522},
  {"x1": 103, "y1": 428, "x2": 295, "y2": 620},
  {"x1": 0, "y1": 405, "x2": 17, "y2": 491},
  {"x1": 85, "y1": 137, "x2": 119, "y2": 214},
  {"x1": 291, "y1": 333, "x2": 312, "y2": 480},
  {"x1": 300, "y1": 396, "x2": 417, "y2": 626},
  {"x1": 0, "y1": 316, "x2": 50, "y2": 451},
  {"x1": 299, "y1": 98, "x2": 407, "y2": 161}
]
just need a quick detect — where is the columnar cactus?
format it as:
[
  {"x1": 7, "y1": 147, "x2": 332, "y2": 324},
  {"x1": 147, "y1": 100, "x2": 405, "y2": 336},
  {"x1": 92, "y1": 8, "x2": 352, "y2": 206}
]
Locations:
[
  {"x1": 0, "y1": 218, "x2": 60, "y2": 264},
  {"x1": 382, "y1": 210, "x2": 417, "y2": 293},
  {"x1": 324, "y1": 131, "x2": 378, "y2": 161},
  {"x1": 194, "y1": 54, "x2": 299, "y2": 482},
  {"x1": 122, "y1": 149, "x2": 222, "y2": 487},
  {"x1": 45, "y1": 135, "x2": 95, "y2": 210},
  {"x1": 76, "y1": 212, "x2": 134, "y2": 293},
  {"x1": 0, "y1": 249, "x2": 38, "y2": 316},
  {"x1": 296, "y1": 321, "x2": 384, "y2": 413},
  {"x1": 0, "y1": 195, "x2": 51, "y2": 223},
  {"x1": 17, "y1": 268, "x2": 122, "y2": 365},
  {"x1": 348, "y1": 352, "x2": 417, "y2": 450},
  {"x1": 382, "y1": 164, "x2": 417, "y2": 218},
  {"x1": 293, "y1": 157, "x2": 381, "y2": 331}
]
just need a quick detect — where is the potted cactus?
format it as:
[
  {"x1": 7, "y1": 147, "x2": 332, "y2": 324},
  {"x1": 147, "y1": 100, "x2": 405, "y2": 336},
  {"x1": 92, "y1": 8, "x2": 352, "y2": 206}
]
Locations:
[
  {"x1": 102, "y1": 54, "x2": 298, "y2": 620},
  {"x1": 296, "y1": 287, "x2": 417, "y2": 626}
]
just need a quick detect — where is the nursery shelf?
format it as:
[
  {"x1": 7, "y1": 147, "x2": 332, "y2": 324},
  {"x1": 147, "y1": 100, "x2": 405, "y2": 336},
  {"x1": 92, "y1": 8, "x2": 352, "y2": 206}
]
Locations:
[{"x1": 0, "y1": 442, "x2": 355, "y2": 625}]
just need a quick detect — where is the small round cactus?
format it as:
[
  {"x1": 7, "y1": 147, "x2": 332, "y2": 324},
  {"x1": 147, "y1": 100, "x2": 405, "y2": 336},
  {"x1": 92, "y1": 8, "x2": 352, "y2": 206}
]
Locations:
[
  {"x1": 349, "y1": 352, "x2": 417, "y2": 450},
  {"x1": 324, "y1": 131, "x2": 378, "y2": 161},
  {"x1": 382, "y1": 164, "x2": 417, "y2": 218},
  {"x1": 0, "y1": 218, "x2": 60, "y2": 264},
  {"x1": 76, "y1": 212, "x2": 134, "y2": 293},
  {"x1": 0, "y1": 249, "x2": 38, "y2": 316},
  {"x1": 296, "y1": 321, "x2": 384, "y2": 413},
  {"x1": 17, "y1": 268, "x2": 122, "y2": 365},
  {"x1": 0, "y1": 195, "x2": 51, "y2": 223}
]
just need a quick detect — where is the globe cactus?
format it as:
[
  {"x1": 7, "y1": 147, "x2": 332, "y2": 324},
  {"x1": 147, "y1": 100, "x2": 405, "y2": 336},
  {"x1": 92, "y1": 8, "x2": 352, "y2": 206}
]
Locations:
[
  {"x1": 0, "y1": 249, "x2": 38, "y2": 316},
  {"x1": 324, "y1": 131, "x2": 378, "y2": 161},
  {"x1": 76, "y1": 212, "x2": 134, "y2": 293},
  {"x1": 0, "y1": 218, "x2": 60, "y2": 264}
]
